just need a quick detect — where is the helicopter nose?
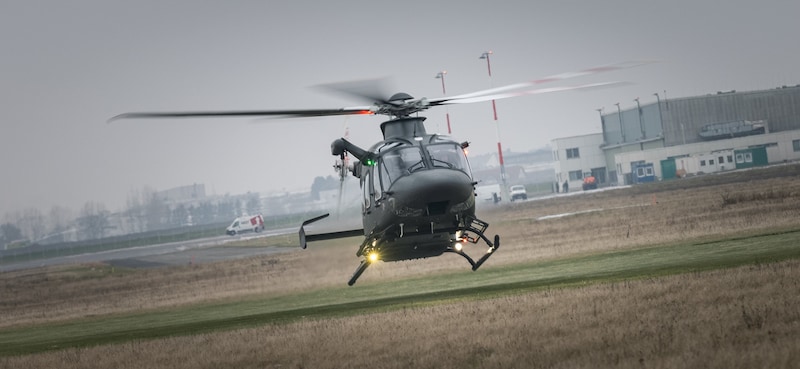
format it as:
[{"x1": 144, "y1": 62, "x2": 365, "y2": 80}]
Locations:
[{"x1": 391, "y1": 169, "x2": 473, "y2": 209}]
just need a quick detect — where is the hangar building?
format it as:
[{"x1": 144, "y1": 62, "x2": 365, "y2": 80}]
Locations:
[{"x1": 554, "y1": 85, "x2": 800, "y2": 188}]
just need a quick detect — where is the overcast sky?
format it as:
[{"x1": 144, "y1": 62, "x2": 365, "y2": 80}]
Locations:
[{"x1": 2, "y1": 0, "x2": 799, "y2": 215}]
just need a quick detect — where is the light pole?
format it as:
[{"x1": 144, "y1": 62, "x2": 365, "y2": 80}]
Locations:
[
  {"x1": 653, "y1": 93, "x2": 664, "y2": 123},
  {"x1": 615, "y1": 102, "x2": 626, "y2": 143},
  {"x1": 435, "y1": 71, "x2": 452, "y2": 134},
  {"x1": 596, "y1": 107, "x2": 605, "y2": 143},
  {"x1": 634, "y1": 97, "x2": 645, "y2": 140},
  {"x1": 654, "y1": 92, "x2": 671, "y2": 143},
  {"x1": 479, "y1": 50, "x2": 508, "y2": 201}
]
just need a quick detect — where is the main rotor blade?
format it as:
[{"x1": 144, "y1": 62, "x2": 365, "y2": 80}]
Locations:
[
  {"x1": 436, "y1": 81, "x2": 628, "y2": 105},
  {"x1": 108, "y1": 107, "x2": 374, "y2": 123},
  {"x1": 429, "y1": 60, "x2": 653, "y2": 105},
  {"x1": 313, "y1": 78, "x2": 394, "y2": 105}
]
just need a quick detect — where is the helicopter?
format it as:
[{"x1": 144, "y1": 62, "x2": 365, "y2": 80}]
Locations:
[{"x1": 110, "y1": 60, "x2": 649, "y2": 285}]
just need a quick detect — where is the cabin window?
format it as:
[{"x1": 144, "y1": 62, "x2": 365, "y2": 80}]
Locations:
[
  {"x1": 372, "y1": 166, "x2": 382, "y2": 200},
  {"x1": 379, "y1": 147, "x2": 424, "y2": 187},
  {"x1": 427, "y1": 144, "x2": 471, "y2": 175},
  {"x1": 362, "y1": 171, "x2": 371, "y2": 209}
]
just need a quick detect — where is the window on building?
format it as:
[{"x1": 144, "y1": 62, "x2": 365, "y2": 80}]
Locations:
[
  {"x1": 794, "y1": 139, "x2": 800, "y2": 152},
  {"x1": 566, "y1": 148, "x2": 580, "y2": 159},
  {"x1": 700, "y1": 160, "x2": 706, "y2": 166},
  {"x1": 709, "y1": 159, "x2": 715, "y2": 165},
  {"x1": 718, "y1": 156, "x2": 725, "y2": 163},
  {"x1": 727, "y1": 155, "x2": 733, "y2": 163},
  {"x1": 569, "y1": 170, "x2": 583, "y2": 180}
]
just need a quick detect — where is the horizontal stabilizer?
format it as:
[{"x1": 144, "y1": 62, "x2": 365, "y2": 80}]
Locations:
[
  {"x1": 299, "y1": 213, "x2": 363, "y2": 249},
  {"x1": 305, "y1": 229, "x2": 364, "y2": 243}
]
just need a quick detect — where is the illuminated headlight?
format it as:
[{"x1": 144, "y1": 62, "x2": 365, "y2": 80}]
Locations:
[
  {"x1": 454, "y1": 242, "x2": 463, "y2": 252},
  {"x1": 368, "y1": 252, "x2": 380, "y2": 262}
]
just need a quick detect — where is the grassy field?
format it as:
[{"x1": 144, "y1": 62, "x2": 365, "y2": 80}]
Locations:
[{"x1": 1, "y1": 163, "x2": 800, "y2": 368}]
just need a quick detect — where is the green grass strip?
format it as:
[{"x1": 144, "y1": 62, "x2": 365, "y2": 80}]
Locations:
[{"x1": 1, "y1": 229, "x2": 799, "y2": 357}]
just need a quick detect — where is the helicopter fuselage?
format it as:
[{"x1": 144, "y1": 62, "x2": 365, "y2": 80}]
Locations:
[
  {"x1": 307, "y1": 116, "x2": 499, "y2": 285},
  {"x1": 357, "y1": 127, "x2": 476, "y2": 262}
]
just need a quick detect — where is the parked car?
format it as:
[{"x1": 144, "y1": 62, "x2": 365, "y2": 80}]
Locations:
[{"x1": 509, "y1": 185, "x2": 528, "y2": 201}]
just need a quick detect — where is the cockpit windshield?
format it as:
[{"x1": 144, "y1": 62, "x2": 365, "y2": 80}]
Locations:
[
  {"x1": 427, "y1": 143, "x2": 471, "y2": 175},
  {"x1": 379, "y1": 147, "x2": 424, "y2": 185}
]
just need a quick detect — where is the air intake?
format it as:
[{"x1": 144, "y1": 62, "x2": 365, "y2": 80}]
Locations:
[{"x1": 427, "y1": 201, "x2": 448, "y2": 215}]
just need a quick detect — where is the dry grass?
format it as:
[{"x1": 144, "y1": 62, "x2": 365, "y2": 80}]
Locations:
[
  {"x1": 3, "y1": 259, "x2": 799, "y2": 369},
  {"x1": 488, "y1": 175, "x2": 800, "y2": 264},
  {"x1": 2, "y1": 164, "x2": 800, "y2": 367}
]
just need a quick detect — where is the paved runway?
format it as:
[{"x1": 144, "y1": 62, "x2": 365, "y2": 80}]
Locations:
[{"x1": 0, "y1": 227, "x2": 298, "y2": 272}]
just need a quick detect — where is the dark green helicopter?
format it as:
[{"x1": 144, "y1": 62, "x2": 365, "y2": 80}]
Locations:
[{"x1": 110, "y1": 61, "x2": 647, "y2": 285}]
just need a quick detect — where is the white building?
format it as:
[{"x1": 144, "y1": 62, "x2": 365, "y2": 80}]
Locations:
[
  {"x1": 552, "y1": 133, "x2": 607, "y2": 191},
  {"x1": 613, "y1": 130, "x2": 800, "y2": 183}
]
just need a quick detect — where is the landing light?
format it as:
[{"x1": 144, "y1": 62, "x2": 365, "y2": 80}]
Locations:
[{"x1": 368, "y1": 252, "x2": 379, "y2": 262}]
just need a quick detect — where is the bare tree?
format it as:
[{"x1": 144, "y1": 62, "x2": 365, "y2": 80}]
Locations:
[
  {"x1": 77, "y1": 201, "x2": 109, "y2": 240},
  {"x1": 144, "y1": 192, "x2": 168, "y2": 231},
  {"x1": 0, "y1": 223, "x2": 23, "y2": 247},
  {"x1": 48, "y1": 205, "x2": 75, "y2": 235},
  {"x1": 246, "y1": 193, "x2": 261, "y2": 215},
  {"x1": 12, "y1": 208, "x2": 46, "y2": 242},
  {"x1": 125, "y1": 187, "x2": 145, "y2": 233},
  {"x1": 217, "y1": 198, "x2": 238, "y2": 221},
  {"x1": 170, "y1": 204, "x2": 189, "y2": 227},
  {"x1": 192, "y1": 201, "x2": 215, "y2": 224}
]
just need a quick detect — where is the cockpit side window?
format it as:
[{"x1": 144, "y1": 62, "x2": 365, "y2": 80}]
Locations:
[{"x1": 427, "y1": 144, "x2": 472, "y2": 176}]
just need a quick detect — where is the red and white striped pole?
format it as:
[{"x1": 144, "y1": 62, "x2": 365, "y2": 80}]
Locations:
[{"x1": 480, "y1": 50, "x2": 507, "y2": 201}]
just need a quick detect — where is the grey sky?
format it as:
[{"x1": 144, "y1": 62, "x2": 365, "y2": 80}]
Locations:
[{"x1": 2, "y1": 0, "x2": 799, "y2": 215}]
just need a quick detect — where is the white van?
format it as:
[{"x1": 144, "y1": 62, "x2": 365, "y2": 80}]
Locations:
[{"x1": 226, "y1": 214, "x2": 264, "y2": 236}]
